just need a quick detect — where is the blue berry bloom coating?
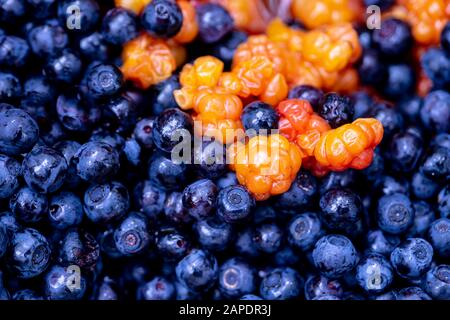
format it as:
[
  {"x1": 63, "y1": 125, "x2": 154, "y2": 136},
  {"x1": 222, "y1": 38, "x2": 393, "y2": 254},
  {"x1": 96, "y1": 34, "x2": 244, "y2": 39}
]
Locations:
[
  {"x1": 84, "y1": 63, "x2": 123, "y2": 99},
  {"x1": 114, "y1": 212, "x2": 152, "y2": 256},
  {"x1": 438, "y1": 185, "x2": 449, "y2": 218},
  {"x1": 389, "y1": 130, "x2": 423, "y2": 173},
  {"x1": 241, "y1": 101, "x2": 279, "y2": 133},
  {"x1": 102, "y1": 8, "x2": 138, "y2": 46},
  {"x1": 133, "y1": 117, "x2": 154, "y2": 149},
  {"x1": 421, "y1": 146, "x2": 450, "y2": 183},
  {"x1": 0, "y1": 35, "x2": 30, "y2": 69},
  {"x1": 134, "y1": 180, "x2": 167, "y2": 219},
  {"x1": 59, "y1": 229, "x2": 100, "y2": 271},
  {"x1": 0, "y1": 107, "x2": 39, "y2": 156},
  {"x1": 217, "y1": 185, "x2": 254, "y2": 223},
  {"x1": 22, "y1": 146, "x2": 68, "y2": 193},
  {"x1": 0, "y1": 154, "x2": 21, "y2": 199},
  {"x1": 148, "y1": 153, "x2": 189, "y2": 190},
  {"x1": 318, "y1": 93, "x2": 354, "y2": 128},
  {"x1": 420, "y1": 90, "x2": 450, "y2": 133},
  {"x1": 259, "y1": 267, "x2": 304, "y2": 300},
  {"x1": 49, "y1": 191, "x2": 83, "y2": 230},
  {"x1": 137, "y1": 277, "x2": 175, "y2": 300},
  {"x1": 355, "y1": 253, "x2": 394, "y2": 294},
  {"x1": 57, "y1": 0, "x2": 100, "y2": 34},
  {"x1": 428, "y1": 218, "x2": 450, "y2": 259},
  {"x1": 390, "y1": 238, "x2": 433, "y2": 279},
  {"x1": 175, "y1": 249, "x2": 218, "y2": 293},
  {"x1": 44, "y1": 50, "x2": 83, "y2": 84},
  {"x1": 252, "y1": 223, "x2": 283, "y2": 254},
  {"x1": 9, "y1": 186, "x2": 48, "y2": 223},
  {"x1": 56, "y1": 94, "x2": 101, "y2": 132},
  {"x1": 7, "y1": 228, "x2": 51, "y2": 279},
  {"x1": 312, "y1": 234, "x2": 358, "y2": 279},
  {"x1": 218, "y1": 258, "x2": 255, "y2": 298},
  {"x1": 84, "y1": 181, "x2": 129, "y2": 224},
  {"x1": 43, "y1": 264, "x2": 87, "y2": 300},
  {"x1": 196, "y1": 3, "x2": 234, "y2": 44},
  {"x1": 195, "y1": 217, "x2": 233, "y2": 251},
  {"x1": 377, "y1": 193, "x2": 415, "y2": 235},
  {"x1": 141, "y1": 0, "x2": 183, "y2": 39},
  {"x1": 182, "y1": 179, "x2": 218, "y2": 220},
  {"x1": 288, "y1": 85, "x2": 324, "y2": 111},
  {"x1": 406, "y1": 201, "x2": 436, "y2": 237},
  {"x1": 287, "y1": 212, "x2": 324, "y2": 251},
  {"x1": 411, "y1": 171, "x2": 439, "y2": 200},
  {"x1": 23, "y1": 76, "x2": 57, "y2": 107},
  {"x1": 78, "y1": 32, "x2": 111, "y2": 62},
  {"x1": 149, "y1": 75, "x2": 180, "y2": 115},
  {"x1": 193, "y1": 140, "x2": 227, "y2": 179},
  {"x1": 304, "y1": 275, "x2": 343, "y2": 300},
  {"x1": 72, "y1": 141, "x2": 120, "y2": 183},
  {"x1": 368, "y1": 102, "x2": 404, "y2": 138},
  {"x1": 421, "y1": 48, "x2": 450, "y2": 89},
  {"x1": 422, "y1": 265, "x2": 450, "y2": 300},
  {"x1": 152, "y1": 108, "x2": 193, "y2": 153},
  {"x1": 380, "y1": 64, "x2": 415, "y2": 100},
  {"x1": 357, "y1": 49, "x2": 386, "y2": 86},
  {"x1": 372, "y1": 18, "x2": 412, "y2": 59},
  {"x1": 27, "y1": 23, "x2": 69, "y2": 58},
  {"x1": 396, "y1": 287, "x2": 431, "y2": 300}
]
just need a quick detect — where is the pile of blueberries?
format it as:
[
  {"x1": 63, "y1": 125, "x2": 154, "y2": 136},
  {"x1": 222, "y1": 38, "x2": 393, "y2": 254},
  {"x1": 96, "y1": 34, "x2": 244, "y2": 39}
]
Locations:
[{"x1": 0, "y1": 0, "x2": 449, "y2": 301}]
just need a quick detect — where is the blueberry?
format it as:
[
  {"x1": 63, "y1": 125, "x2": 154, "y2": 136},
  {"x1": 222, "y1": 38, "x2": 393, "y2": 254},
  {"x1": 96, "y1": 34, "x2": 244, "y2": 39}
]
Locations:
[
  {"x1": 406, "y1": 201, "x2": 436, "y2": 238},
  {"x1": 377, "y1": 193, "x2": 415, "y2": 235},
  {"x1": 53, "y1": 140, "x2": 82, "y2": 189},
  {"x1": 374, "y1": 175, "x2": 410, "y2": 197},
  {"x1": 210, "y1": 30, "x2": 247, "y2": 68},
  {"x1": 182, "y1": 179, "x2": 217, "y2": 220},
  {"x1": 84, "y1": 181, "x2": 129, "y2": 224},
  {"x1": 44, "y1": 50, "x2": 83, "y2": 84},
  {"x1": 84, "y1": 63, "x2": 123, "y2": 99},
  {"x1": 43, "y1": 264, "x2": 87, "y2": 300},
  {"x1": 312, "y1": 234, "x2": 358, "y2": 279},
  {"x1": 192, "y1": 140, "x2": 226, "y2": 179},
  {"x1": 175, "y1": 249, "x2": 218, "y2": 293},
  {"x1": 0, "y1": 224, "x2": 8, "y2": 258},
  {"x1": 240, "y1": 294, "x2": 263, "y2": 300},
  {"x1": 57, "y1": 0, "x2": 100, "y2": 34},
  {"x1": 287, "y1": 212, "x2": 324, "y2": 251},
  {"x1": 437, "y1": 185, "x2": 450, "y2": 218},
  {"x1": 27, "y1": 23, "x2": 68, "y2": 58},
  {"x1": 428, "y1": 218, "x2": 450, "y2": 259},
  {"x1": 319, "y1": 170, "x2": 357, "y2": 194},
  {"x1": 318, "y1": 93, "x2": 354, "y2": 128},
  {"x1": 133, "y1": 117, "x2": 154, "y2": 149},
  {"x1": 195, "y1": 217, "x2": 233, "y2": 251},
  {"x1": 114, "y1": 212, "x2": 152, "y2": 256},
  {"x1": 93, "y1": 276, "x2": 118, "y2": 300},
  {"x1": 420, "y1": 90, "x2": 450, "y2": 133},
  {"x1": 148, "y1": 75, "x2": 180, "y2": 115},
  {"x1": 380, "y1": 64, "x2": 415, "y2": 100},
  {"x1": 141, "y1": 0, "x2": 183, "y2": 39},
  {"x1": 122, "y1": 138, "x2": 141, "y2": 167},
  {"x1": 134, "y1": 180, "x2": 167, "y2": 219},
  {"x1": 421, "y1": 147, "x2": 450, "y2": 182},
  {"x1": 235, "y1": 228, "x2": 260, "y2": 258},
  {"x1": 103, "y1": 94, "x2": 139, "y2": 133},
  {"x1": 389, "y1": 130, "x2": 423, "y2": 172},
  {"x1": 368, "y1": 102, "x2": 403, "y2": 138},
  {"x1": 23, "y1": 76, "x2": 57, "y2": 107},
  {"x1": 217, "y1": 185, "x2": 254, "y2": 223},
  {"x1": 372, "y1": 18, "x2": 412, "y2": 59},
  {"x1": 390, "y1": 238, "x2": 433, "y2": 279},
  {"x1": 252, "y1": 223, "x2": 283, "y2": 254},
  {"x1": 274, "y1": 245, "x2": 300, "y2": 267},
  {"x1": 147, "y1": 154, "x2": 187, "y2": 192},
  {"x1": 319, "y1": 188, "x2": 363, "y2": 234},
  {"x1": 22, "y1": 145, "x2": 67, "y2": 193},
  {"x1": 411, "y1": 171, "x2": 439, "y2": 200},
  {"x1": 89, "y1": 130, "x2": 125, "y2": 150},
  {"x1": 288, "y1": 85, "x2": 324, "y2": 111},
  {"x1": 0, "y1": 35, "x2": 30, "y2": 69},
  {"x1": 163, "y1": 191, "x2": 191, "y2": 224},
  {"x1": 26, "y1": 0, "x2": 56, "y2": 20},
  {"x1": 12, "y1": 289, "x2": 45, "y2": 300},
  {"x1": 421, "y1": 48, "x2": 450, "y2": 89},
  {"x1": 48, "y1": 191, "x2": 83, "y2": 230},
  {"x1": 241, "y1": 101, "x2": 279, "y2": 133},
  {"x1": 0, "y1": 72, "x2": 22, "y2": 103},
  {"x1": 156, "y1": 229, "x2": 189, "y2": 260},
  {"x1": 215, "y1": 172, "x2": 238, "y2": 190},
  {"x1": 0, "y1": 107, "x2": 38, "y2": 156},
  {"x1": 0, "y1": 211, "x2": 20, "y2": 235},
  {"x1": 56, "y1": 94, "x2": 101, "y2": 132},
  {"x1": 152, "y1": 108, "x2": 193, "y2": 153},
  {"x1": 59, "y1": 229, "x2": 100, "y2": 271},
  {"x1": 218, "y1": 258, "x2": 255, "y2": 298},
  {"x1": 73, "y1": 141, "x2": 120, "y2": 183},
  {"x1": 442, "y1": 22, "x2": 450, "y2": 54},
  {"x1": 196, "y1": 3, "x2": 233, "y2": 43},
  {"x1": 102, "y1": 8, "x2": 138, "y2": 46},
  {"x1": 0, "y1": 0, "x2": 27, "y2": 24},
  {"x1": 312, "y1": 294, "x2": 341, "y2": 300},
  {"x1": 304, "y1": 275, "x2": 344, "y2": 300},
  {"x1": 138, "y1": 276, "x2": 175, "y2": 300},
  {"x1": 357, "y1": 49, "x2": 386, "y2": 86},
  {"x1": 396, "y1": 287, "x2": 431, "y2": 300},
  {"x1": 423, "y1": 265, "x2": 450, "y2": 300},
  {"x1": 7, "y1": 228, "x2": 51, "y2": 279},
  {"x1": 0, "y1": 154, "x2": 21, "y2": 199},
  {"x1": 78, "y1": 32, "x2": 111, "y2": 62},
  {"x1": 364, "y1": 0, "x2": 394, "y2": 10},
  {"x1": 9, "y1": 186, "x2": 48, "y2": 223},
  {"x1": 355, "y1": 253, "x2": 394, "y2": 294},
  {"x1": 260, "y1": 267, "x2": 303, "y2": 300}
]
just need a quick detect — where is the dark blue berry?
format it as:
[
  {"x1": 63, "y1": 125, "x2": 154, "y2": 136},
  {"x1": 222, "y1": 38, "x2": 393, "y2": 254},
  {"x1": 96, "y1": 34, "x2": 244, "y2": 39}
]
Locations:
[
  {"x1": 43, "y1": 264, "x2": 87, "y2": 300},
  {"x1": 397, "y1": 96, "x2": 423, "y2": 124},
  {"x1": 396, "y1": 287, "x2": 431, "y2": 300},
  {"x1": 411, "y1": 171, "x2": 439, "y2": 200},
  {"x1": 364, "y1": 0, "x2": 394, "y2": 10},
  {"x1": 304, "y1": 275, "x2": 343, "y2": 300},
  {"x1": 437, "y1": 185, "x2": 449, "y2": 218},
  {"x1": 288, "y1": 212, "x2": 324, "y2": 251},
  {"x1": 134, "y1": 180, "x2": 167, "y2": 219},
  {"x1": 420, "y1": 90, "x2": 450, "y2": 133},
  {"x1": 372, "y1": 18, "x2": 412, "y2": 59},
  {"x1": 193, "y1": 140, "x2": 226, "y2": 179},
  {"x1": 0, "y1": 223, "x2": 8, "y2": 258},
  {"x1": 428, "y1": 218, "x2": 450, "y2": 259},
  {"x1": 377, "y1": 193, "x2": 414, "y2": 235},
  {"x1": 358, "y1": 49, "x2": 386, "y2": 86},
  {"x1": 218, "y1": 258, "x2": 255, "y2": 298},
  {"x1": 380, "y1": 64, "x2": 415, "y2": 100},
  {"x1": 235, "y1": 228, "x2": 260, "y2": 258},
  {"x1": 288, "y1": 85, "x2": 324, "y2": 111},
  {"x1": 241, "y1": 101, "x2": 279, "y2": 133},
  {"x1": 12, "y1": 289, "x2": 44, "y2": 300},
  {"x1": 84, "y1": 63, "x2": 123, "y2": 99},
  {"x1": 441, "y1": 22, "x2": 450, "y2": 54},
  {"x1": 421, "y1": 147, "x2": 450, "y2": 182},
  {"x1": 102, "y1": 8, "x2": 138, "y2": 46},
  {"x1": 421, "y1": 48, "x2": 450, "y2": 89},
  {"x1": 156, "y1": 229, "x2": 189, "y2": 260},
  {"x1": 163, "y1": 191, "x2": 191, "y2": 224},
  {"x1": 103, "y1": 94, "x2": 139, "y2": 133},
  {"x1": 53, "y1": 140, "x2": 82, "y2": 189},
  {"x1": 196, "y1": 3, "x2": 233, "y2": 44},
  {"x1": 133, "y1": 117, "x2": 154, "y2": 149},
  {"x1": 423, "y1": 265, "x2": 450, "y2": 300},
  {"x1": 389, "y1": 130, "x2": 423, "y2": 172},
  {"x1": 114, "y1": 212, "x2": 152, "y2": 256},
  {"x1": 252, "y1": 223, "x2": 283, "y2": 254},
  {"x1": 78, "y1": 32, "x2": 111, "y2": 62},
  {"x1": 141, "y1": 0, "x2": 183, "y2": 39},
  {"x1": 59, "y1": 229, "x2": 100, "y2": 271},
  {"x1": 148, "y1": 75, "x2": 180, "y2": 115},
  {"x1": 259, "y1": 267, "x2": 303, "y2": 300},
  {"x1": 56, "y1": 94, "x2": 101, "y2": 132},
  {"x1": 355, "y1": 253, "x2": 393, "y2": 294},
  {"x1": 57, "y1": 0, "x2": 100, "y2": 34},
  {"x1": 137, "y1": 276, "x2": 175, "y2": 300},
  {"x1": 0, "y1": 0, "x2": 27, "y2": 24},
  {"x1": 44, "y1": 50, "x2": 83, "y2": 84},
  {"x1": 406, "y1": 201, "x2": 436, "y2": 238},
  {"x1": 368, "y1": 102, "x2": 404, "y2": 138},
  {"x1": 217, "y1": 185, "x2": 254, "y2": 223},
  {"x1": 215, "y1": 172, "x2": 238, "y2": 190},
  {"x1": 390, "y1": 238, "x2": 433, "y2": 279},
  {"x1": 27, "y1": 23, "x2": 69, "y2": 58},
  {"x1": 318, "y1": 93, "x2": 354, "y2": 128},
  {"x1": 182, "y1": 179, "x2": 217, "y2": 220},
  {"x1": 0, "y1": 72, "x2": 22, "y2": 103},
  {"x1": 0, "y1": 154, "x2": 21, "y2": 199},
  {"x1": 94, "y1": 277, "x2": 118, "y2": 300},
  {"x1": 152, "y1": 108, "x2": 193, "y2": 153},
  {"x1": 210, "y1": 30, "x2": 247, "y2": 67},
  {"x1": 48, "y1": 191, "x2": 83, "y2": 230},
  {"x1": 0, "y1": 35, "x2": 30, "y2": 69},
  {"x1": 23, "y1": 76, "x2": 56, "y2": 107},
  {"x1": 9, "y1": 186, "x2": 48, "y2": 223},
  {"x1": 26, "y1": 0, "x2": 56, "y2": 20}
]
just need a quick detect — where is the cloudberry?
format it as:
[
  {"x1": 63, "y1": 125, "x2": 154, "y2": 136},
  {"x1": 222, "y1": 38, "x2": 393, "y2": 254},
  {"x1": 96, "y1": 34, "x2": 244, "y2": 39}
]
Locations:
[{"x1": 174, "y1": 1, "x2": 199, "y2": 44}]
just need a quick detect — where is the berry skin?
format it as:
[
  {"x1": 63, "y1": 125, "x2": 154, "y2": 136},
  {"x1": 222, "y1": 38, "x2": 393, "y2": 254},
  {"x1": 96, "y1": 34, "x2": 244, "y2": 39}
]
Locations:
[
  {"x1": 396, "y1": 287, "x2": 431, "y2": 300},
  {"x1": 355, "y1": 253, "x2": 394, "y2": 294},
  {"x1": 7, "y1": 228, "x2": 51, "y2": 279},
  {"x1": 318, "y1": 93, "x2": 354, "y2": 129},
  {"x1": 0, "y1": 224, "x2": 7, "y2": 258},
  {"x1": 0, "y1": 35, "x2": 30, "y2": 69},
  {"x1": 44, "y1": 50, "x2": 83, "y2": 84},
  {"x1": 148, "y1": 153, "x2": 188, "y2": 191},
  {"x1": 72, "y1": 141, "x2": 120, "y2": 183},
  {"x1": 57, "y1": 0, "x2": 100, "y2": 34},
  {"x1": 210, "y1": 31, "x2": 248, "y2": 68},
  {"x1": 442, "y1": 22, "x2": 450, "y2": 54},
  {"x1": 390, "y1": 238, "x2": 434, "y2": 279},
  {"x1": 103, "y1": 94, "x2": 139, "y2": 133},
  {"x1": 312, "y1": 234, "x2": 358, "y2": 279},
  {"x1": 421, "y1": 146, "x2": 450, "y2": 183},
  {"x1": 193, "y1": 140, "x2": 227, "y2": 180},
  {"x1": 368, "y1": 102, "x2": 404, "y2": 139},
  {"x1": 218, "y1": 258, "x2": 255, "y2": 299},
  {"x1": 84, "y1": 63, "x2": 123, "y2": 100},
  {"x1": 0, "y1": 72, "x2": 22, "y2": 103},
  {"x1": 319, "y1": 188, "x2": 363, "y2": 234},
  {"x1": 357, "y1": 49, "x2": 386, "y2": 86},
  {"x1": 217, "y1": 185, "x2": 254, "y2": 223},
  {"x1": 9, "y1": 186, "x2": 48, "y2": 223},
  {"x1": 22, "y1": 146, "x2": 68, "y2": 194},
  {"x1": 389, "y1": 131, "x2": 423, "y2": 173},
  {"x1": 134, "y1": 180, "x2": 167, "y2": 219},
  {"x1": 241, "y1": 101, "x2": 279, "y2": 133},
  {"x1": 84, "y1": 181, "x2": 130, "y2": 225},
  {"x1": 0, "y1": 0, "x2": 27, "y2": 24},
  {"x1": 195, "y1": 217, "x2": 233, "y2": 251},
  {"x1": 48, "y1": 191, "x2": 83, "y2": 230},
  {"x1": 12, "y1": 289, "x2": 44, "y2": 300},
  {"x1": 23, "y1": 76, "x2": 56, "y2": 107},
  {"x1": 133, "y1": 118, "x2": 154, "y2": 149},
  {"x1": 252, "y1": 223, "x2": 283, "y2": 254},
  {"x1": 420, "y1": 90, "x2": 450, "y2": 133},
  {"x1": 397, "y1": 96, "x2": 422, "y2": 124},
  {"x1": 0, "y1": 154, "x2": 21, "y2": 199},
  {"x1": 138, "y1": 277, "x2": 175, "y2": 300},
  {"x1": 156, "y1": 229, "x2": 190, "y2": 260},
  {"x1": 114, "y1": 212, "x2": 152, "y2": 256},
  {"x1": 287, "y1": 212, "x2": 324, "y2": 252},
  {"x1": 196, "y1": 3, "x2": 234, "y2": 44},
  {"x1": 182, "y1": 179, "x2": 218, "y2": 220},
  {"x1": 407, "y1": 201, "x2": 436, "y2": 238},
  {"x1": 78, "y1": 32, "x2": 111, "y2": 62},
  {"x1": 27, "y1": 23, "x2": 69, "y2": 58},
  {"x1": 411, "y1": 171, "x2": 439, "y2": 200},
  {"x1": 423, "y1": 265, "x2": 450, "y2": 300},
  {"x1": 175, "y1": 249, "x2": 218, "y2": 293},
  {"x1": 259, "y1": 267, "x2": 303, "y2": 300},
  {"x1": 141, "y1": 0, "x2": 183, "y2": 39},
  {"x1": 421, "y1": 48, "x2": 450, "y2": 89},
  {"x1": 372, "y1": 18, "x2": 413, "y2": 59},
  {"x1": 377, "y1": 193, "x2": 414, "y2": 235},
  {"x1": 304, "y1": 275, "x2": 344, "y2": 300},
  {"x1": 164, "y1": 191, "x2": 191, "y2": 224},
  {"x1": 56, "y1": 94, "x2": 101, "y2": 132},
  {"x1": 428, "y1": 218, "x2": 450, "y2": 259},
  {"x1": 59, "y1": 229, "x2": 100, "y2": 271},
  {"x1": 102, "y1": 8, "x2": 138, "y2": 46},
  {"x1": 288, "y1": 85, "x2": 324, "y2": 111},
  {"x1": 380, "y1": 64, "x2": 416, "y2": 100},
  {"x1": 43, "y1": 265, "x2": 87, "y2": 300},
  {"x1": 152, "y1": 108, "x2": 193, "y2": 153},
  {"x1": 148, "y1": 75, "x2": 180, "y2": 115}
]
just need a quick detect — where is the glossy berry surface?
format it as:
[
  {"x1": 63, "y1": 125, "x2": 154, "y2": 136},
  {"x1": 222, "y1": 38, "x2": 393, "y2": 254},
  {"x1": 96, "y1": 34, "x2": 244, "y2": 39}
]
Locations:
[
  {"x1": 196, "y1": 3, "x2": 234, "y2": 44},
  {"x1": 259, "y1": 267, "x2": 303, "y2": 300},
  {"x1": 390, "y1": 238, "x2": 434, "y2": 279},
  {"x1": 241, "y1": 101, "x2": 279, "y2": 133},
  {"x1": 141, "y1": 0, "x2": 183, "y2": 39},
  {"x1": 318, "y1": 93, "x2": 354, "y2": 129}
]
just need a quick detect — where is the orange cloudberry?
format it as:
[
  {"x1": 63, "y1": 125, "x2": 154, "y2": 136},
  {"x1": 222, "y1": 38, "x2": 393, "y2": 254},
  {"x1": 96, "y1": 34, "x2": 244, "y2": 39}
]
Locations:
[{"x1": 174, "y1": 0, "x2": 199, "y2": 44}]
